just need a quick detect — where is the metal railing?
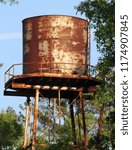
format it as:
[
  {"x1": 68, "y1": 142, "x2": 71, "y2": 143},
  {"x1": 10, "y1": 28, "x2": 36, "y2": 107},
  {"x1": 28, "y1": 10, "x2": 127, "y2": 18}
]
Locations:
[{"x1": 4, "y1": 62, "x2": 97, "y2": 83}]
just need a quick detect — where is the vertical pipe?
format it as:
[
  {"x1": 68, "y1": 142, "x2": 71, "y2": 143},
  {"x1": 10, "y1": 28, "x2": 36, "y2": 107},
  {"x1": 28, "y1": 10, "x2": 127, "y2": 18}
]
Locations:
[
  {"x1": 23, "y1": 97, "x2": 30, "y2": 148},
  {"x1": 79, "y1": 90, "x2": 88, "y2": 150},
  {"x1": 88, "y1": 26, "x2": 91, "y2": 76},
  {"x1": 32, "y1": 89, "x2": 39, "y2": 150},
  {"x1": 69, "y1": 99, "x2": 77, "y2": 145},
  {"x1": 88, "y1": 26, "x2": 91, "y2": 67}
]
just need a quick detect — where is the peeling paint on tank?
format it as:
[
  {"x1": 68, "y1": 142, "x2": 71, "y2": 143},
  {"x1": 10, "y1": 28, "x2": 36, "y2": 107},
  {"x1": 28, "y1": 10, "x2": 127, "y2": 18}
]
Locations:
[
  {"x1": 52, "y1": 49, "x2": 73, "y2": 73},
  {"x1": 51, "y1": 48, "x2": 84, "y2": 69},
  {"x1": 24, "y1": 44, "x2": 30, "y2": 55},
  {"x1": 72, "y1": 41, "x2": 80, "y2": 46},
  {"x1": 38, "y1": 19, "x2": 46, "y2": 39},
  {"x1": 49, "y1": 28, "x2": 60, "y2": 39},
  {"x1": 51, "y1": 17, "x2": 74, "y2": 28},
  {"x1": 24, "y1": 22, "x2": 32, "y2": 41},
  {"x1": 39, "y1": 40, "x2": 49, "y2": 56}
]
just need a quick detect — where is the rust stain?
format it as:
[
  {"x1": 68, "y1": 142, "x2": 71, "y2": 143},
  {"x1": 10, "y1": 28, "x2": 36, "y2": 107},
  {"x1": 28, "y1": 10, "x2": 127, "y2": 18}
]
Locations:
[
  {"x1": 39, "y1": 40, "x2": 49, "y2": 56},
  {"x1": 22, "y1": 15, "x2": 89, "y2": 74}
]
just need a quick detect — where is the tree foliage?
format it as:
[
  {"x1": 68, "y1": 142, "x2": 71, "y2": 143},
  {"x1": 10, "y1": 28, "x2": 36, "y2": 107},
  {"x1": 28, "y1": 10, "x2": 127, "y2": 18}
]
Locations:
[
  {"x1": 76, "y1": 0, "x2": 115, "y2": 149},
  {"x1": 76, "y1": 0, "x2": 115, "y2": 68},
  {"x1": 0, "y1": 0, "x2": 18, "y2": 5},
  {"x1": 0, "y1": 107, "x2": 23, "y2": 149}
]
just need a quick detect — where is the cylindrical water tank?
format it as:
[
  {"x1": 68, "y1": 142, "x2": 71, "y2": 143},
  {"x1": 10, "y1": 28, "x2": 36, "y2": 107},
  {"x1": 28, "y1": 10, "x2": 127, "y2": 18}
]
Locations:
[{"x1": 22, "y1": 15, "x2": 89, "y2": 74}]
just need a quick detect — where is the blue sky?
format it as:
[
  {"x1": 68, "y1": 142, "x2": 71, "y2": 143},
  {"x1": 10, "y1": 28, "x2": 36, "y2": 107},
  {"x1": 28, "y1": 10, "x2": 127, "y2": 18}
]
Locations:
[{"x1": 0, "y1": 0, "x2": 98, "y2": 112}]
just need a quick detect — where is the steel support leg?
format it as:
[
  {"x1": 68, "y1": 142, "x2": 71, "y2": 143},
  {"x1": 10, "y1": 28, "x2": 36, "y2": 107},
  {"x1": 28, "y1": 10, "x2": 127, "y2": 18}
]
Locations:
[
  {"x1": 80, "y1": 90, "x2": 88, "y2": 150},
  {"x1": 23, "y1": 97, "x2": 30, "y2": 148},
  {"x1": 32, "y1": 89, "x2": 39, "y2": 150},
  {"x1": 69, "y1": 99, "x2": 77, "y2": 145}
]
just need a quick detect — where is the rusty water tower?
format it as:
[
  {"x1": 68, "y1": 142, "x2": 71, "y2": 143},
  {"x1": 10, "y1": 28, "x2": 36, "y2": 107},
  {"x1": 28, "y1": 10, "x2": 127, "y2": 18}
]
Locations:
[
  {"x1": 4, "y1": 15, "x2": 100, "y2": 150},
  {"x1": 22, "y1": 15, "x2": 89, "y2": 75}
]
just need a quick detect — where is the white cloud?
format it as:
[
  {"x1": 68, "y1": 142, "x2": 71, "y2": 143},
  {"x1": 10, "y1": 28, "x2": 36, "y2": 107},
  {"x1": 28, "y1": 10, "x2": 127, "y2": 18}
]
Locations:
[{"x1": 0, "y1": 32, "x2": 22, "y2": 40}]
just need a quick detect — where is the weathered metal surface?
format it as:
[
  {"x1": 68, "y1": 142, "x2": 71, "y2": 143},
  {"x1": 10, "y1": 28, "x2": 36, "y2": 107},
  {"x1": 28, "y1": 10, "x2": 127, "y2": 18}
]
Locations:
[{"x1": 22, "y1": 15, "x2": 88, "y2": 74}]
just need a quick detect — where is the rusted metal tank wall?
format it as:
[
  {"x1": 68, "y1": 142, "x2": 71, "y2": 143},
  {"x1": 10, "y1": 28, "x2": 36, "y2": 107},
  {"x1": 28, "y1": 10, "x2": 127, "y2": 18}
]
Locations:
[{"x1": 22, "y1": 15, "x2": 88, "y2": 74}]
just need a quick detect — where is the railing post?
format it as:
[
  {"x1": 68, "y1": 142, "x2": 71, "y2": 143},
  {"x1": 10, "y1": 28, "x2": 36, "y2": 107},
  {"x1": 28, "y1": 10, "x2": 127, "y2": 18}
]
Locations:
[
  {"x1": 4, "y1": 73, "x2": 6, "y2": 84},
  {"x1": 8, "y1": 70, "x2": 10, "y2": 81},
  {"x1": 13, "y1": 64, "x2": 14, "y2": 76}
]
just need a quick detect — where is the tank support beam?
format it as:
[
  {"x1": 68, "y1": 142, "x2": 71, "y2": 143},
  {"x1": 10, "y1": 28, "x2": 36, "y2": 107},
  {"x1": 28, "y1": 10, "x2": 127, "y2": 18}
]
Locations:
[{"x1": 32, "y1": 88, "x2": 39, "y2": 150}]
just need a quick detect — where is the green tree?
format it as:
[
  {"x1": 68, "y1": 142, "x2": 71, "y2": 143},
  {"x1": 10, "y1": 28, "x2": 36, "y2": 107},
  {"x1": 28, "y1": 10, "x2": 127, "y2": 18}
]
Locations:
[
  {"x1": 76, "y1": 0, "x2": 115, "y2": 149},
  {"x1": 76, "y1": 0, "x2": 115, "y2": 68},
  {"x1": 0, "y1": 107, "x2": 23, "y2": 150}
]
